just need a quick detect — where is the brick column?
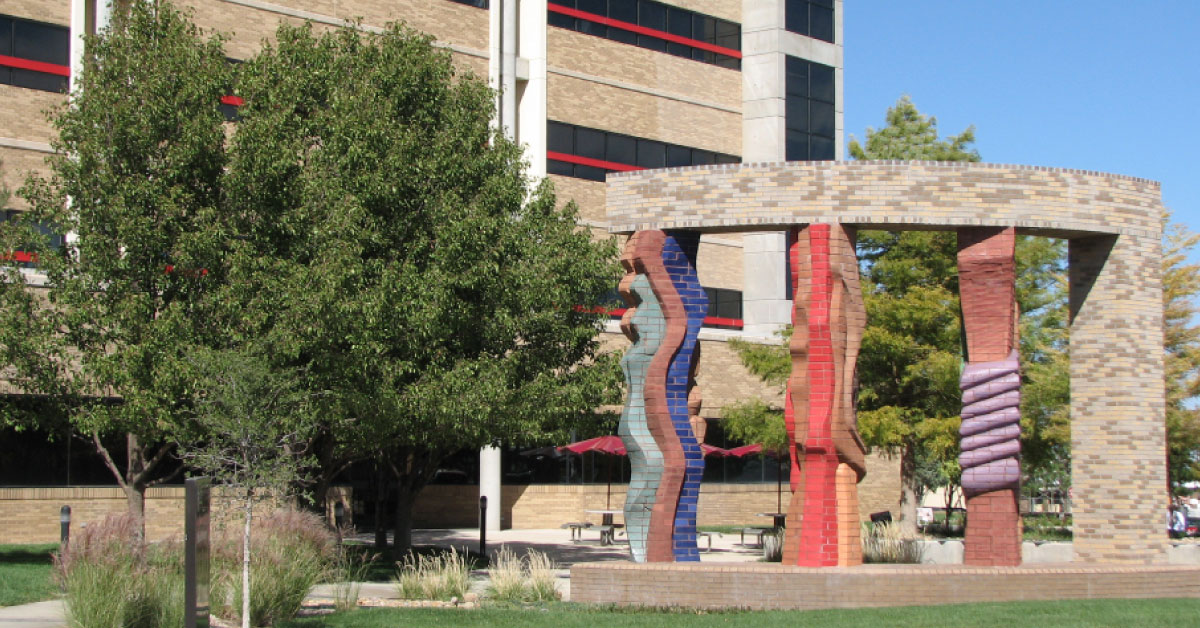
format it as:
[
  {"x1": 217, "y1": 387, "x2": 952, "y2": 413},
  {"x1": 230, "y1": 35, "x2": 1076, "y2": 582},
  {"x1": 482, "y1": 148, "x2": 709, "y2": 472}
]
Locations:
[
  {"x1": 617, "y1": 233, "x2": 667, "y2": 564},
  {"x1": 616, "y1": 230, "x2": 707, "y2": 563},
  {"x1": 781, "y1": 224, "x2": 866, "y2": 567},
  {"x1": 1069, "y1": 234, "x2": 1167, "y2": 564},
  {"x1": 957, "y1": 227, "x2": 1022, "y2": 566}
]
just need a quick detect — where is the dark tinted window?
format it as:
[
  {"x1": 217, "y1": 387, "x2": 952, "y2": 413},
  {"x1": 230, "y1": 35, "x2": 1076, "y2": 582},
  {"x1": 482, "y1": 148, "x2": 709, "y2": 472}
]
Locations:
[
  {"x1": 607, "y1": 133, "x2": 636, "y2": 165},
  {"x1": 550, "y1": 0, "x2": 740, "y2": 69},
  {"x1": 548, "y1": 121, "x2": 574, "y2": 153},
  {"x1": 636, "y1": 139, "x2": 666, "y2": 169},
  {"x1": 785, "y1": 56, "x2": 836, "y2": 161},
  {"x1": 548, "y1": 120, "x2": 739, "y2": 180},
  {"x1": 446, "y1": 0, "x2": 489, "y2": 8},
  {"x1": 576, "y1": 127, "x2": 605, "y2": 160},
  {"x1": 785, "y1": 0, "x2": 835, "y2": 43},
  {"x1": 0, "y1": 16, "x2": 69, "y2": 93}
]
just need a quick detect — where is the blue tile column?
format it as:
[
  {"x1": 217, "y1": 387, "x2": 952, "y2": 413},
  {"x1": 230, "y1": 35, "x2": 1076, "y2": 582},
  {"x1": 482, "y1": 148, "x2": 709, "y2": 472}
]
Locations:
[{"x1": 662, "y1": 231, "x2": 707, "y2": 562}]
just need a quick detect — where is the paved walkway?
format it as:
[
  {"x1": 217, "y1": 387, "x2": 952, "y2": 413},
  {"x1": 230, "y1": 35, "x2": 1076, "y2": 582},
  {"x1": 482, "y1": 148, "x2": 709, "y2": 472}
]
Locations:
[{"x1": 0, "y1": 528, "x2": 769, "y2": 626}]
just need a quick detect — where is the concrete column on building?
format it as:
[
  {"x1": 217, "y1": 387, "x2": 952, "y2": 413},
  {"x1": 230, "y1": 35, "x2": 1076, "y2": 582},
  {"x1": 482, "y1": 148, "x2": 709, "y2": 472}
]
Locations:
[
  {"x1": 739, "y1": 0, "x2": 843, "y2": 338},
  {"x1": 1069, "y1": 234, "x2": 1167, "y2": 563},
  {"x1": 516, "y1": 0, "x2": 547, "y2": 179},
  {"x1": 481, "y1": 0, "x2": 523, "y2": 533},
  {"x1": 70, "y1": 1, "x2": 115, "y2": 94}
]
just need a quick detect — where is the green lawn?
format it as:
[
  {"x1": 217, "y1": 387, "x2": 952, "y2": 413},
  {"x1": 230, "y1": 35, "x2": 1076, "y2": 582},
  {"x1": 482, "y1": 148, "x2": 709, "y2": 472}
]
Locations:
[
  {"x1": 0, "y1": 544, "x2": 59, "y2": 607},
  {"x1": 280, "y1": 598, "x2": 1200, "y2": 628}
]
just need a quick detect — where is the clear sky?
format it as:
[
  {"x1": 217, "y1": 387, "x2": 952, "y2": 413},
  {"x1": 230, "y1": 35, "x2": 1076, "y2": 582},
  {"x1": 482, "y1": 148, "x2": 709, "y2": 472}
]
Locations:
[{"x1": 843, "y1": 0, "x2": 1200, "y2": 238}]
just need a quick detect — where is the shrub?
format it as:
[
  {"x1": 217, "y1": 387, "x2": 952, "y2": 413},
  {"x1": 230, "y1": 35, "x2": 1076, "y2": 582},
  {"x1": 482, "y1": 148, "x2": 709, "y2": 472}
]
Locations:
[
  {"x1": 486, "y1": 547, "x2": 559, "y2": 603},
  {"x1": 211, "y1": 509, "x2": 336, "y2": 626},
  {"x1": 330, "y1": 545, "x2": 377, "y2": 612},
  {"x1": 54, "y1": 513, "x2": 185, "y2": 628},
  {"x1": 862, "y1": 522, "x2": 924, "y2": 564},
  {"x1": 394, "y1": 547, "x2": 471, "y2": 601}
]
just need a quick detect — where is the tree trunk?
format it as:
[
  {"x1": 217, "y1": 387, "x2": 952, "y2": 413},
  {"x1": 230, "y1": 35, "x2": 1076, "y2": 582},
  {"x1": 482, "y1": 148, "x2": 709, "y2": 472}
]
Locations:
[
  {"x1": 373, "y1": 460, "x2": 390, "y2": 550},
  {"x1": 93, "y1": 432, "x2": 180, "y2": 541},
  {"x1": 898, "y1": 442, "x2": 920, "y2": 536},
  {"x1": 388, "y1": 446, "x2": 442, "y2": 554},
  {"x1": 242, "y1": 498, "x2": 253, "y2": 628}
]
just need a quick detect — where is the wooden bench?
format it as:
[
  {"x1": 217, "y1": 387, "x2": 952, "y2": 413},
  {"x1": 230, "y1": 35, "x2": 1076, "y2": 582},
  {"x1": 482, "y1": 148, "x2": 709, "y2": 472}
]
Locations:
[
  {"x1": 740, "y1": 526, "x2": 771, "y2": 547},
  {"x1": 561, "y1": 521, "x2": 592, "y2": 542}
]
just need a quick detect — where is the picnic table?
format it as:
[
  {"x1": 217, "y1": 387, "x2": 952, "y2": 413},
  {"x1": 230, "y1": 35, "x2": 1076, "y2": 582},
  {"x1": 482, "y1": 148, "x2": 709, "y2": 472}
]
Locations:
[{"x1": 585, "y1": 509, "x2": 625, "y2": 545}]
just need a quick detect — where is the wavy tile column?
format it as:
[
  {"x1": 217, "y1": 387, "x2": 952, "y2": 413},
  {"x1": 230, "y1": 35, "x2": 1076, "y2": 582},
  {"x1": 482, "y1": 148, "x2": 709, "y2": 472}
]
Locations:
[
  {"x1": 957, "y1": 227, "x2": 1022, "y2": 567},
  {"x1": 617, "y1": 233, "x2": 666, "y2": 564},
  {"x1": 661, "y1": 231, "x2": 707, "y2": 562},
  {"x1": 782, "y1": 224, "x2": 867, "y2": 567},
  {"x1": 617, "y1": 230, "x2": 706, "y2": 563}
]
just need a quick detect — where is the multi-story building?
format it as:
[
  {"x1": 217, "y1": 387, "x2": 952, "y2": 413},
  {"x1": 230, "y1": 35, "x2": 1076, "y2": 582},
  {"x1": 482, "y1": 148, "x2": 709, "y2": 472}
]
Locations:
[{"x1": 0, "y1": 0, "x2": 898, "y2": 538}]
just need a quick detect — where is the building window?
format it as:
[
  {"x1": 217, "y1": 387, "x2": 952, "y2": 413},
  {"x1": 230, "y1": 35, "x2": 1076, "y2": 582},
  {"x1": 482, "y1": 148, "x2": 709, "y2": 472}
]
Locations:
[
  {"x1": 784, "y1": 0, "x2": 834, "y2": 43},
  {"x1": 785, "y1": 56, "x2": 836, "y2": 161},
  {"x1": 1, "y1": 209, "x2": 63, "y2": 268},
  {"x1": 548, "y1": 120, "x2": 739, "y2": 182},
  {"x1": 446, "y1": 0, "x2": 489, "y2": 8},
  {"x1": 704, "y1": 287, "x2": 743, "y2": 324},
  {"x1": 0, "y1": 15, "x2": 69, "y2": 93},
  {"x1": 548, "y1": 1, "x2": 741, "y2": 70}
]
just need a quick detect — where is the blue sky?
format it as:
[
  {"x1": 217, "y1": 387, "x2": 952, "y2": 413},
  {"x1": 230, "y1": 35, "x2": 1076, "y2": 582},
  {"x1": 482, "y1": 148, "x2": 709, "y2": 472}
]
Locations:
[{"x1": 843, "y1": 1, "x2": 1200, "y2": 237}]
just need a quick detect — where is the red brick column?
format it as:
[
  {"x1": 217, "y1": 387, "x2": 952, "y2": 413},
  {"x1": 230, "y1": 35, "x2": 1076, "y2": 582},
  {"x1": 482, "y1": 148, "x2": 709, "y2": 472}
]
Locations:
[
  {"x1": 957, "y1": 227, "x2": 1022, "y2": 567},
  {"x1": 782, "y1": 224, "x2": 867, "y2": 566}
]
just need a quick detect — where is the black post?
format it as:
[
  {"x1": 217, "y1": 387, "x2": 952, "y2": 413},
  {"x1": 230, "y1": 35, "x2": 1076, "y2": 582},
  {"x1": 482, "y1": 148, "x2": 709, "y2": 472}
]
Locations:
[
  {"x1": 185, "y1": 477, "x2": 212, "y2": 628},
  {"x1": 478, "y1": 496, "x2": 488, "y2": 557},
  {"x1": 59, "y1": 506, "x2": 70, "y2": 549}
]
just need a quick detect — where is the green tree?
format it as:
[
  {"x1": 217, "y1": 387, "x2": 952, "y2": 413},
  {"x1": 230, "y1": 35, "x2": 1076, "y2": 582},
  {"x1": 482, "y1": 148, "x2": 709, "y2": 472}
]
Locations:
[
  {"x1": 223, "y1": 22, "x2": 621, "y2": 549},
  {"x1": 176, "y1": 347, "x2": 316, "y2": 628},
  {"x1": 1, "y1": 2, "x2": 231, "y2": 529},
  {"x1": 1162, "y1": 215, "x2": 1200, "y2": 493},
  {"x1": 848, "y1": 96, "x2": 979, "y2": 531}
]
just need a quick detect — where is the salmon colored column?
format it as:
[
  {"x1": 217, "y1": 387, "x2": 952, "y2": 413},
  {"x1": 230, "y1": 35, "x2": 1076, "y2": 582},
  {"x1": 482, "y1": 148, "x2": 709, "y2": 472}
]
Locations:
[
  {"x1": 781, "y1": 224, "x2": 867, "y2": 567},
  {"x1": 957, "y1": 227, "x2": 1023, "y2": 567}
]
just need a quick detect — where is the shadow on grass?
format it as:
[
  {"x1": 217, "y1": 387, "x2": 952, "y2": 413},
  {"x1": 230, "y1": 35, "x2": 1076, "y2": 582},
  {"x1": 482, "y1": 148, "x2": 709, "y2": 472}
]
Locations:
[{"x1": 0, "y1": 544, "x2": 58, "y2": 565}]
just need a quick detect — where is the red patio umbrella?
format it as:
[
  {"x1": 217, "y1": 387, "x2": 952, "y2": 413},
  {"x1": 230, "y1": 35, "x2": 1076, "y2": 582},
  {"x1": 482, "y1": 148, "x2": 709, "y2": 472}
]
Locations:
[{"x1": 557, "y1": 436, "x2": 728, "y2": 508}]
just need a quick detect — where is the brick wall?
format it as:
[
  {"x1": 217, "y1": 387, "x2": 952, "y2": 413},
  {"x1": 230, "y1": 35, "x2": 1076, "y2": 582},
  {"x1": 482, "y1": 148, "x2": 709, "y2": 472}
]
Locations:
[
  {"x1": 571, "y1": 562, "x2": 1200, "y2": 610},
  {"x1": 604, "y1": 160, "x2": 1167, "y2": 564}
]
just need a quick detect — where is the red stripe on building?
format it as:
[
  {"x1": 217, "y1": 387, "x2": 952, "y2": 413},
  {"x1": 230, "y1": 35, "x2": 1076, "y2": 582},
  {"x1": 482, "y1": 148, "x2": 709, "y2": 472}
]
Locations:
[
  {"x1": 574, "y1": 305, "x2": 743, "y2": 329},
  {"x1": 547, "y1": 4, "x2": 742, "y2": 59},
  {"x1": 547, "y1": 151, "x2": 643, "y2": 173},
  {"x1": 0, "y1": 55, "x2": 69, "y2": 76}
]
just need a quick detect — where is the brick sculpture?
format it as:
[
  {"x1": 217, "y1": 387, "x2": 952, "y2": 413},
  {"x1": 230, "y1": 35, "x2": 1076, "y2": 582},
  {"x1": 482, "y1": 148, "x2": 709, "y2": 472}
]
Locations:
[
  {"x1": 781, "y1": 224, "x2": 867, "y2": 567},
  {"x1": 617, "y1": 230, "x2": 708, "y2": 562},
  {"x1": 957, "y1": 227, "x2": 1022, "y2": 566}
]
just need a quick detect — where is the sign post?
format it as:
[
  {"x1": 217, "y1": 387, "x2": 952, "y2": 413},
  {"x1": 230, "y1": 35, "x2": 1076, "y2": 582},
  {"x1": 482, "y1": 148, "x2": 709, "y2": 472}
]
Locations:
[{"x1": 185, "y1": 477, "x2": 211, "y2": 628}]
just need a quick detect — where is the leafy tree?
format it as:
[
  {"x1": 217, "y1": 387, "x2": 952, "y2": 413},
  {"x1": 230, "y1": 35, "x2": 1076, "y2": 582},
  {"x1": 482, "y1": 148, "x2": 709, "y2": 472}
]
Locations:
[
  {"x1": 176, "y1": 347, "x2": 316, "y2": 628},
  {"x1": 1162, "y1": 215, "x2": 1200, "y2": 493},
  {"x1": 848, "y1": 96, "x2": 980, "y2": 532},
  {"x1": 222, "y1": 22, "x2": 622, "y2": 549},
  {"x1": 852, "y1": 96, "x2": 1070, "y2": 530},
  {"x1": 1, "y1": 2, "x2": 231, "y2": 530}
]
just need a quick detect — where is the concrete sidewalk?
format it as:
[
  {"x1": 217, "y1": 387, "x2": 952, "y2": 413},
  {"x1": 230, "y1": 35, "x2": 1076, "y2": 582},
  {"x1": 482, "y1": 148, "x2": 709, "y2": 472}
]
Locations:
[{"x1": 0, "y1": 600, "x2": 66, "y2": 628}]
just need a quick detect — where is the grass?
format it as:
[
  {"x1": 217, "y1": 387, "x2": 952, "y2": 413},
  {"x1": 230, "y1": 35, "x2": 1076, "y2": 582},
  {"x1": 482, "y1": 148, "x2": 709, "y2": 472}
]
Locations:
[
  {"x1": 0, "y1": 543, "x2": 58, "y2": 607},
  {"x1": 278, "y1": 598, "x2": 1200, "y2": 628}
]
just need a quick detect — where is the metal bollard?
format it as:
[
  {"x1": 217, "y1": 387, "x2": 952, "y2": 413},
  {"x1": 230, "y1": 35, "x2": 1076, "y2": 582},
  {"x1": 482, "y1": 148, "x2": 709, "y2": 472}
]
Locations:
[
  {"x1": 478, "y1": 496, "x2": 488, "y2": 558},
  {"x1": 60, "y1": 506, "x2": 71, "y2": 549}
]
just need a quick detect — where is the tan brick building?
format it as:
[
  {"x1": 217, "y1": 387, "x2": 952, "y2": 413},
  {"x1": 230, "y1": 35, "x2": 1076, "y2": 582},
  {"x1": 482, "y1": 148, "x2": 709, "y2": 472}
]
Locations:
[{"x1": 0, "y1": 0, "x2": 901, "y2": 539}]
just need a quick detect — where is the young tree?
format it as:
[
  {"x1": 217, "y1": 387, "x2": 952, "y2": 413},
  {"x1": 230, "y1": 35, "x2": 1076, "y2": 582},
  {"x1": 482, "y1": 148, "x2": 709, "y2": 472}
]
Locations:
[
  {"x1": 223, "y1": 22, "x2": 621, "y2": 549},
  {"x1": 176, "y1": 347, "x2": 316, "y2": 628},
  {"x1": 3, "y1": 2, "x2": 231, "y2": 529},
  {"x1": 1162, "y1": 215, "x2": 1200, "y2": 492}
]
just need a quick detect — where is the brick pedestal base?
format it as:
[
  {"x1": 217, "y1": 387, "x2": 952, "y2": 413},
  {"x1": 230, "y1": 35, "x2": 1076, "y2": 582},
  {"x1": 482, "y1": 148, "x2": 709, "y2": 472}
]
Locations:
[{"x1": 964, "y1": 489, "x2": 1022, "y2": 566}]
